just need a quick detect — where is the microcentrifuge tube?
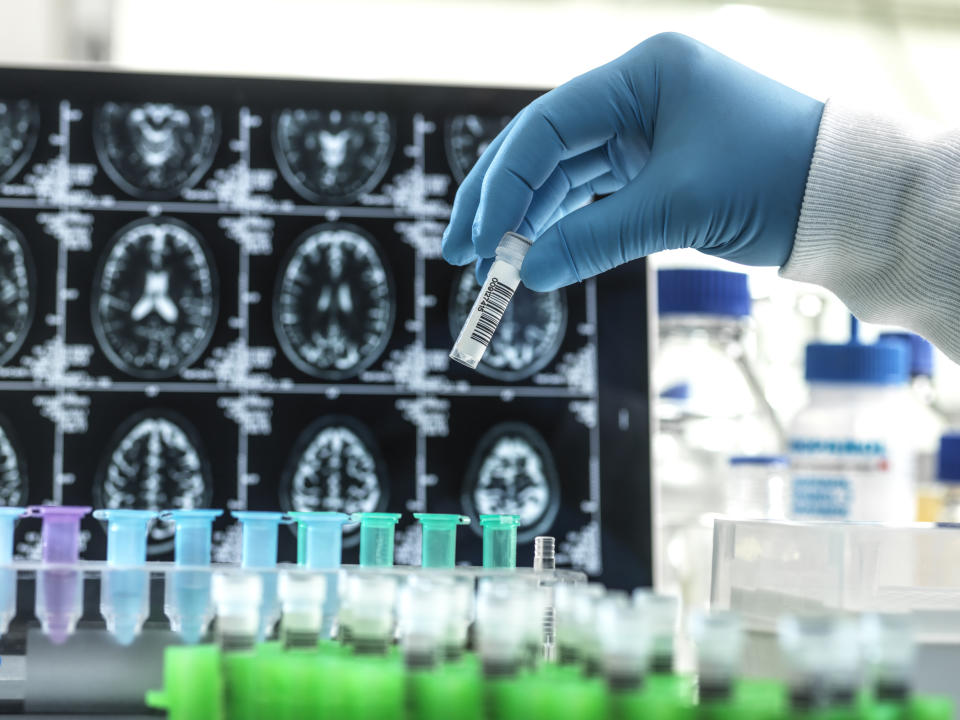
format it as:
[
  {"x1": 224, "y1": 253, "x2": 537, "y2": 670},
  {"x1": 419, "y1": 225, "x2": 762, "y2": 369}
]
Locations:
[
  {"x1": 278, "y1": 569, "x2": 327, "y2": 649},
  {"x1": 289, "y1": 511, "x2": 349, "y2": 639},
  {"x1": 352, "y1": 512, "x2": 401, "y2": 568},
  {"x1": 399, "y1": 577, "x2": 448, "y2": 669},
  {"x1": 0, "y1": 508, "x2": 24, "y2": 635},
  {"x1": 632, "y1": 589, "x2": 678, "y2": 673},
  {"x1": 233, "y1": 511, "x2": 292, "y2": 641},
  {"x1": 94, "y1": 508, "x2": 158, "y2": 645},
  {"x1": 689, "y1": 610, "x2": 743, "y2": 702},
  {"x1": 597, "y1": 591, "x2": 649, "y2": 692},
  {"x1": 778, "y1": 615, "x2": 860, "y2": 709},
  {"x1": 480, "y1": 514, "x2": 520, "y2": 569},
  {"x1": 340, "y1": 573, "x2": 398, "y2": 654},
  {"x1": 413, "y1": 513, "x2": 469, "y2": 568},
  {"x1": 26, "y1": 505, "x2": 91, "y2": 644},
  {"x1": 162, "y1": 509, "x2": 223, "y2": 645},
  {"x1": 212, "y1": 571, "x2": 263, "y2": 651},
  {"x1": 450, "y1": 232, "x2": 532, "y2": 370}
]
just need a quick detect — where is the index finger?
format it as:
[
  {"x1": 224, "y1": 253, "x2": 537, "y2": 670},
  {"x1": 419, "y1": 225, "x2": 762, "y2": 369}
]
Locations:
[
  {"x1": 472, "y1": 67, "x2": 629, "y2": 257},
  {"x1": 441, "y1": 114, "x2": 520, "y2": 265}
]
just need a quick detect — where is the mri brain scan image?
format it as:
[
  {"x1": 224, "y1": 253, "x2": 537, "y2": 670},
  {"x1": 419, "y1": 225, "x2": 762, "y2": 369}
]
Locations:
[
  {"x1": 449, "y1": 267, "x2": 567, "y2": 381},
  {"x1": 274, "y1": 223, "x2": 394, "y2": 380},
  {"x1": 96, "y1": 411, "x2": 211, "y2": 555},
  {"x1": 0, "y1": 416, "x2": 26, "y2": 506},
  {"x1": 0, "y1": 218, "x2": 34, "y2": 366},
  {"x1": 92, "y1": 218, "x2": 218, "y2": 378},
  {"x1": 273, "y1": 109, "x2": 394, "y2": 203},
  {"x1": 94, "y1": 102, "x2": 219, "y2": 198},
  {"x1": 463, "y1": 422, "x2": 560, "y2": 542},
  {"x1": 281, "y1": 417, "x2": 387, "y2": 546},
  {"x1": 444, "y1": 114, "x2": 511, "y2": 183},
  {"x1": 0, "y1": 99, "x2": 40, "y2": 184}
]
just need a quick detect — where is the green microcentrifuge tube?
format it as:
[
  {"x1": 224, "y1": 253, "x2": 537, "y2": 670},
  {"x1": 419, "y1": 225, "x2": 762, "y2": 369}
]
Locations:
[
  {"x1": 413, "y1": 513, "x2": 470, "y2": 568},
  {"x1": 479, "y1": 515, "x2": 520, "y2": 569},
  {"x1": 351, "y1": 513, "x2": 402, "y2": 567}
]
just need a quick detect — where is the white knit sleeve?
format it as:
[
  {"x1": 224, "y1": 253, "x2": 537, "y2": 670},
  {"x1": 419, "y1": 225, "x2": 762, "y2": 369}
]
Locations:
[{"x1": 780, "y1": 100, "x2": 960, "y2": 364}]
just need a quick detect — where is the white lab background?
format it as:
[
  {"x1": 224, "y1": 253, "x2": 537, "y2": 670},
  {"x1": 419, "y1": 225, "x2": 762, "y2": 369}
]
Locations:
[{"x1": 2, "y1": 0, "x2": 959, "y2": 422}]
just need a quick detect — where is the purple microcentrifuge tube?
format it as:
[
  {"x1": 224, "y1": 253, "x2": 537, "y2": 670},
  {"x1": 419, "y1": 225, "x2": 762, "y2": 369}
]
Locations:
[{"x1": 25, "y1": 506, "x2": 91, "y2": 644}]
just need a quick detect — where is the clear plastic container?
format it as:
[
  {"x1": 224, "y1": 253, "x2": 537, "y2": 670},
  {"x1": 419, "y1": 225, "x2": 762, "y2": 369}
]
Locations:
[
  {"x1": 725, "y1": 456, "x2": 789, "y2": 519},
  {"x1": 654, "y1": 268, "x2": 782, "y2": 608}
]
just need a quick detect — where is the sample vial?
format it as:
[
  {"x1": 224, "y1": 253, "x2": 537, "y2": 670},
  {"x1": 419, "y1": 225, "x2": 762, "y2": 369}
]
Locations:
[{"x1": 450, "y1": 232, "x2": 532, "y2": 370}]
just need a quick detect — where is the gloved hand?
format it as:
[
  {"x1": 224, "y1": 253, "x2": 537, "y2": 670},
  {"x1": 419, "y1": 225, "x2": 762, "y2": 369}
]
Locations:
[{"x1": 441, "y1": 33, "x2": 824, "y2": 290}]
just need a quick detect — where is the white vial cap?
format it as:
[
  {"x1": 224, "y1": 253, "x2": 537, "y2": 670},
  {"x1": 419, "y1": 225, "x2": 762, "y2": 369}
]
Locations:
[{"x1": 495, "y1": 232, "x2": 533, "y2": 268}]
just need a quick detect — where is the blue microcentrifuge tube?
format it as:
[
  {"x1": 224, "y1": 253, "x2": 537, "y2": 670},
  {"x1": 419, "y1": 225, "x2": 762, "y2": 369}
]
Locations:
[
  {"x1": 0, "y1": 508, "x2": 24, "y2": 635},
  {"x1": 93, "y1": 509, "x2": 158, "y2": 646},
  {"x1": 288, "y1": 511, "x2": 349, "y2": 639},
  {"x1": 232, "y1": 511, "x2": 292, "y2": 641},
  {"x1": 161, "y1": 509, "x2": 223, "y2": 644},
  {"x1": 25, "y1": 505, "x2": 92, "y2": 644}
]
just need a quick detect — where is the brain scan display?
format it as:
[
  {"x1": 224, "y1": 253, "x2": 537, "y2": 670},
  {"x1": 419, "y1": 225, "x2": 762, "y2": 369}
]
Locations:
[
  {"x1": 463, "y1": 422, "x2": 560, "y2": 542},
  {"x1": 273, "y1": 109, "x2": 394, "y2": 203},
  {"x1": 444, "y1": 114, "x2": 511, "y2": 183},
  {"x1": 95, "y1": 411, "x2": 211, "y2": 555},
  {"x1": 0, "y1": 416, "x2": 26, "y2": 506},
  {"x1": 0, "y1": 218, "x2": 34, "y2": 366},
  {"x1": 0, "y1": 99, "x2": 40, "y2": 184},
  {"x1": 94, "y1": 102, "x2": 219, "y2": 198},
  {"x1": 274, "y1": 223, "x2": 394, "y2": 380},
  {"x1": 92, "y1": 218, "x2": 218, "y2": 378},
  {"x1": 281, "y1": 417, "x2": 387, "y2": 546},
  {"x1": 449, "y1": 267, "x2": 566, "y2": 381}
]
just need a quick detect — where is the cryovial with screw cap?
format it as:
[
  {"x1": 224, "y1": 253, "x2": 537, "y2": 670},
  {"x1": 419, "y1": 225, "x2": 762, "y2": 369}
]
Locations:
[{"x1": 450, "y1": 232, "x2": 532, "y2": 370}]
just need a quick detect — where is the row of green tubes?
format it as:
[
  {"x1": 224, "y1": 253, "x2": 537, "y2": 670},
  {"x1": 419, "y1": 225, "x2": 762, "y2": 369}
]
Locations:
[
  {"x1": 295, "y1": 512, "x2": 521, "y2": 569},
  {"x1": 147, "y1": 641, "x2": 951, "y2": 720}
]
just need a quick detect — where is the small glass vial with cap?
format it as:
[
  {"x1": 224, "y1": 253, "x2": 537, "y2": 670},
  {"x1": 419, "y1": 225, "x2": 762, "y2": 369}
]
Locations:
[{"x1": 450, "y1": 232, "x2": 532, "y2": 370}]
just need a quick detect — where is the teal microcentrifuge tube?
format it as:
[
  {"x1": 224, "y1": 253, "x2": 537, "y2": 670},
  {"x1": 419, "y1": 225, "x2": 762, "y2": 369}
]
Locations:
[
  {"x1": 479, "y1": 515, "x2": 520, "y2": 569},
  {"x1": 232, "y1": 511, "x2": 292, "y2": 641},
  {"x1": 351, "y1": 512, "x2": 402, "y2": 568},
  {"x1": 413, "y1": 513, "x2": 469, "y2": 568},
  {"x1": 25, "y1": 505, "x2": 92, "y2": 644},
  {"x1": 288, "y1": 511, "x2": 349, "y2": 639},
  {"x1": 162, "y1": 509, "x2": 223, "y2": 645},
  {"x1": 93, "y1": 509, "x2": 158, "y2": 645},
  {"x1": 0, "y1": 507, "x2": 24, "y2": 634}
]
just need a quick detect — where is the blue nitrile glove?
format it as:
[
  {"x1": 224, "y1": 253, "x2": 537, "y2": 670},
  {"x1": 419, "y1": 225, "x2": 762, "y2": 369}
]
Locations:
[{"x1": 441, "y1": 33, "x2": 824, "y2": 290}]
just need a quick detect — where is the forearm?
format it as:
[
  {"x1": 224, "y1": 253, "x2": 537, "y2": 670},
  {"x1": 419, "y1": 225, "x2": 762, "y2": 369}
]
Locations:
[{"x1": 781, "y1": 100, "x2": 960, "y2": 362}]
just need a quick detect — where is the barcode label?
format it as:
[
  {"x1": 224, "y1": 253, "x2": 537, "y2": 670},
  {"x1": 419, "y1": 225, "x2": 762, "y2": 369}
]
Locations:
[{"x1": 469, "y1": 278, "x2": 514, "y2": 346}]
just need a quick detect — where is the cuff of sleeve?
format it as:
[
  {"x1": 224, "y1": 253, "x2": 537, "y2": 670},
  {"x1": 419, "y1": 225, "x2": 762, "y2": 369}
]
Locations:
[{"x1": 781, "y1": 100, "x2": 960, "y2": 363}]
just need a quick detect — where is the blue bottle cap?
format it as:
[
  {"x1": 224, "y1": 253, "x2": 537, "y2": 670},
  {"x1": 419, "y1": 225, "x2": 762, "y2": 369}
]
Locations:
[
  {"x1": 805, "y1": 342, "x2": 908, "y2": 385},
  {"x1": 877, "y1": 332, "x2": 934, "y2": 378},
  {"x1": 938, "y1": 434, "x2": 960, "y2": 484},
  {"x1": 657, "y1": 268, "x2": 751, "y2": 317}
]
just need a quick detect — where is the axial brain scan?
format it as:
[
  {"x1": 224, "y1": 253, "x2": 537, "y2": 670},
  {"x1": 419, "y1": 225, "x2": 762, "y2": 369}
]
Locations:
[{"x1": 94, "y1": 102, "x2": 219, "y2": 198}]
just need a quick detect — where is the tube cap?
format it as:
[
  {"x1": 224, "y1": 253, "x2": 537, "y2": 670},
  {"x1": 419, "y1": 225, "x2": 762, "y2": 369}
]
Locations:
[
  {"x1": 657, "y1": 268, "x2": 751, "y2": 317},
  {"x1": 938, "y1": 434, "x2": 960, "y2": 484},
  {"x1": 878, "y1": 332, "x2": 934, "y2": 378},
  {"x1": 805, "y1": 342, "x2": 908, "y2": 385}
]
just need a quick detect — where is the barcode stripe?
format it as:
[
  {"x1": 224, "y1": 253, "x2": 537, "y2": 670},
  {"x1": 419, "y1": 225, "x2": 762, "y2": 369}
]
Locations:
[{"x1": 469, "y1": 279, "x2": 515, "y2": 346}]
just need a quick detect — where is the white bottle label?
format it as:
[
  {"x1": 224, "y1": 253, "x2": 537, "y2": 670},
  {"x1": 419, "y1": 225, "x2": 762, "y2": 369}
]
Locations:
[
  {"x1": 789, "y1": 438, "x2": 913, "y2": 521},
  {"x1": 449, "y1": 260, "x2": 520, "y2": 369}
]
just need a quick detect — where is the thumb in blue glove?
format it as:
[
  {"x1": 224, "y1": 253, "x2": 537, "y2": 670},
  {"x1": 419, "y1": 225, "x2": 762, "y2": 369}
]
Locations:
[{"x1": 441, "y1": 33, "x2": 824, "y2": 291}]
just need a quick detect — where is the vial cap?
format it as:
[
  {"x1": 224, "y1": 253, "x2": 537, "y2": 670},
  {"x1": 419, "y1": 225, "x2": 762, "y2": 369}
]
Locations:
[
  {"x1": 657, "y1": 268, "x2": 751, "y2": 317},
  {"x1": 804, "y1": 342, "x2": 908, "y2": 385},
  {"x1": 938, "y1": 434, "x2": 960, "y2": 483},
  {"x1": 495, "y1": 232, "x2": 533, "y2": 268},
  {"x1": 878, "y1": 332, "x2": 934, "y2": 378}
]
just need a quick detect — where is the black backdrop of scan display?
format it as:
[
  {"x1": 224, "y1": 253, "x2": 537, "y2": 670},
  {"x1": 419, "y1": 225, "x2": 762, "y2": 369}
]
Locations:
[{"x1": 0, "y1": 69, "x2": 651, "y2": 589}]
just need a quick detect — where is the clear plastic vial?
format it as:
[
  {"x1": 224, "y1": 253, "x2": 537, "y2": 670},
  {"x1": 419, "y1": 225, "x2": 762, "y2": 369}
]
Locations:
[{"x1": 450, "y1": 232, "x2": 532, "y2": 370}]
